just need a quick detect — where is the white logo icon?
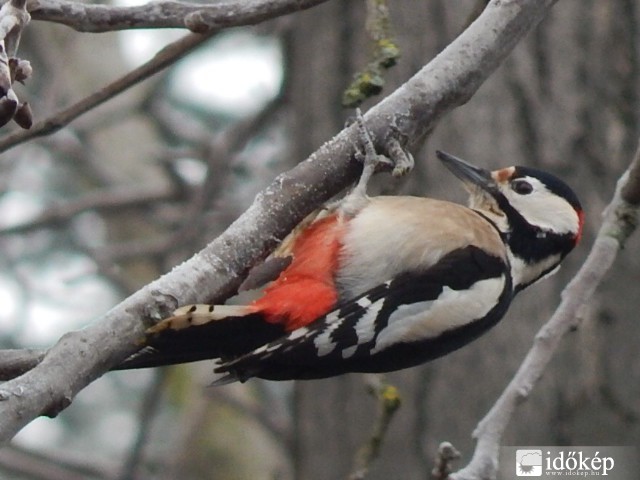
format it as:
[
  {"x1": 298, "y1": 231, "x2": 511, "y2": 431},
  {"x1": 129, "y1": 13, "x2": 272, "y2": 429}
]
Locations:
[{"x1": 516, "y1": 449, "x2": 542, "y2": 476}]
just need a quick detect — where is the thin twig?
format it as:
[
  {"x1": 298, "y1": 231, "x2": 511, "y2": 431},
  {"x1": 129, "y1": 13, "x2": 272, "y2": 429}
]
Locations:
[
  {"x1": 449, "y1": 141, "x2": 640, "y2": 480},
  {"x1": 430, "y1": 442, "x2": 461, "y2": 480},
  {"x1": 205, "y1": 386, "x2": 292, "y2": 448},
  {"x1": 348, "y1": 375, "x2": 402, "y2": 480},
  {"x1": 0, "y1": 32, "x2": 215, "y2": 154},
  {"x1": 0, "y1": 443, "x2": 115, "y2": 480},
  {"x1": 0, "y1": 185, "x2": 179, "y2": 235},
  {"x1": 94, "y1": 94, "x2": 286, "y2": 263},
  {"x1": 0, "y1": 0, "x2": 311, "y2": 154},
  {"x1": 158, "y1": 383, "x2": 210, "y2": 480},
  {"x1": 342, "y1": 0, "x2": 400, "y2": 107},
  {"x1": 117, "y1": 370, "x2": 169, "y2": 480},
  {"x1": 0, "y1": 0, "x2": 30, "y2": 54}
]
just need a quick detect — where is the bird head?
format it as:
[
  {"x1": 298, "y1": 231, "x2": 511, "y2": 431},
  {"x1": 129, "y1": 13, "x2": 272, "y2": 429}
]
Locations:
[{"x1": 437, "y1": 150, "x2": 584, "y2": 293}]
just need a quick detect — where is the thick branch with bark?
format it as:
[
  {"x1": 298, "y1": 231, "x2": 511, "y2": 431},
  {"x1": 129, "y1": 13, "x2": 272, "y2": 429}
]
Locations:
[
  {"x1": 0, "y1": 349, "x2": 46, "y2": 381},
  {"x1": 449, "y1": 142, "x2": 640, "y2": 480},
  {"x1": 28, "y1": 0, "x2": 330, "y2": 33},
  {"x1": 0, "y1": 0, "x2": 558, "y2": 443}
]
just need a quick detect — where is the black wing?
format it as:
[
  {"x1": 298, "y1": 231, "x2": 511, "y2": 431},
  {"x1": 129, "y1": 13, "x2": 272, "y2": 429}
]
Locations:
[{"x1": 215, "y1": 246, "x2": 512, "y2": 382}]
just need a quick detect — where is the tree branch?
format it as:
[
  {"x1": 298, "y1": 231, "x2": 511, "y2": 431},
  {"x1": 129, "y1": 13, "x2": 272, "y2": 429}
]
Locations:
[
  {"x1": 0, "y1": 0, "x2": 558, "y2": 444},
  {"x1": 431, "y1": 442, "x2": 461, "y2": 480},
  {"x1": 0, "y1": 0, "x2": 328, "y2": 154},
  {"x1": 0, "y1": 184, "x2": 178, "y2": 235},
  {"x1": 0, "y1": 349, "x2": 46, "y2": 381},
  {"x1": 0, "y1": 443, "x2": 115, "y2": 480},
  {"x1": 449, "y1": 141, "x2": 640, "y2": 480},
  {"x1": 116, "y1": 370, "x2": 168, "y2": 480},
  {"x1": 348, "y1": 375, "x2": 402, "y2": 480},
  {"x1": 0, "y1": 32, "x2": 213, "y2": 154},
  {"x1": 0, "y1": 0, "x2": 30, "y2": 54},
  {"x1": 28, "y1": 0, "x2": 330, "y2": 33}
]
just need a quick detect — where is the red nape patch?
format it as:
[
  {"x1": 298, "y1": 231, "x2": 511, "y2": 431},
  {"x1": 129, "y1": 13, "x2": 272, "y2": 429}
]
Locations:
[
  {"x1": 575, "y1": 209, "x2": 585, "y2": 244},
  {"x1": 494, "y1": 167, "x2": 515, "y2": 183},
  {"x1": 251, "y1": 215, "x2": 344, "y2": 331}
]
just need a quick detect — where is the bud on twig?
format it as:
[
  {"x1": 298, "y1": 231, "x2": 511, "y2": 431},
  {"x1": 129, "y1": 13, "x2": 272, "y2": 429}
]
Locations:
[
  {"x1": 9, "y1": 57, "x2": 31, "y2": 83},
  {"x1": 0, "y1": 91, "x2": 18, "y2": 127},
  {"x1": 13, "y1": 100, "x2": 31, "y2": 129}
]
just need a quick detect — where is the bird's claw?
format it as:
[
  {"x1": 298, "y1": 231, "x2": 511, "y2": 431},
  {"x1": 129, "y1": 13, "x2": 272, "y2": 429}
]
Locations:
[
  {"x1": 353, "y1": 108, "x2": 394, "y2": 172},
  {"x1": 342, "y1": 109, "x2": 415, "y2": 218},
  {"x1": 385, "y1": 118, "x2": 414, "y2": 177},
  {"x1": 352, "y1": 109, "x2": 413, "y2": 178}
]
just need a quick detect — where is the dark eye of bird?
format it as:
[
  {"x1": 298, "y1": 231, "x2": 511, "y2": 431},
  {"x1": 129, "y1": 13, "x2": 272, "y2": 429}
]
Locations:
[{"x1": 511, "y1": 179, "x2": 533, "y2": 195}]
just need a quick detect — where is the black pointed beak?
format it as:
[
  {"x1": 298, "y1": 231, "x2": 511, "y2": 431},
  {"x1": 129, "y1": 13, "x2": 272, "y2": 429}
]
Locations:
[{"x1": 436, "y1": 150, "x2": 498, "y2": 194}]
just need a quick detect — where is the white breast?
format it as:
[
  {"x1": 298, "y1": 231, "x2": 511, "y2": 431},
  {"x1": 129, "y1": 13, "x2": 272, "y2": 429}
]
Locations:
[{"x1": 335, "y1": 196, "x2": 506, "y2": 300}]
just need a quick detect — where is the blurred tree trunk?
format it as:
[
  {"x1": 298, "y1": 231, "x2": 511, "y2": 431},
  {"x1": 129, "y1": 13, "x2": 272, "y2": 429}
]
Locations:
[{"x1": 286, "y1": 1, "x2": 640, "y2": 479}]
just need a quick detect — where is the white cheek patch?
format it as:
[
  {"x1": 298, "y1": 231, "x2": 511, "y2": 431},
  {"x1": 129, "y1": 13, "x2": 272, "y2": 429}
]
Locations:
[
  {"x1": 371, "y1": 276, "x2": 506, "y2": 354},
  {"x1": 505, "y1": 178, "x2": 579, "y2": 235}
]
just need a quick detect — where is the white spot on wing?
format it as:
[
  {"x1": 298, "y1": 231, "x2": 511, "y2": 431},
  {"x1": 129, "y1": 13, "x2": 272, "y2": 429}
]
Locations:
[
  {"x1": 287, "y1": 327, "x2": 309, "y2": 340},
  {"x1": 357, "y1": 297, "x2": 373, "y2": 309},
  {"x1": 313, "y1": 322, "x2": 341, "y2": 356},
  {"x1": 352, "y1": 298, "x2": 384, "y2": 345},
  {"x1": 252, "y1": 344, "x2": 270, "y2": 355},
  {"x1": 312, "y1": 309, "x2": 347, "y2": 356},
  {"x1": 371, "y1": 276, "x2": 506, "y2": 354},
  {"x1": 325, "y1": 310, "x2": 340, "y2": 323},
  {"x1": 313, "y1": 297, "x2": 386, "y2": 358}
]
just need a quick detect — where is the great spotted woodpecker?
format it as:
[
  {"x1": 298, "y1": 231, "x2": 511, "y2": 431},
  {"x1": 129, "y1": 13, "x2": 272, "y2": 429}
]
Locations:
[{"x1": 117, "y1": 126, "x2": 583, "y2": 383}]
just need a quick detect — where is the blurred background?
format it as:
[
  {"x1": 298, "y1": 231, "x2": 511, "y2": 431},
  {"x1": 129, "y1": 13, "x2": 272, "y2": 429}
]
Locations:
[{"x1": 0, "y1": 0, "x2": 639, "y2": 479}]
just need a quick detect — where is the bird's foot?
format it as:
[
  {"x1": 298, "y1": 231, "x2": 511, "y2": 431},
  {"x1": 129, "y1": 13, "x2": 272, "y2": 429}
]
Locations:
[
  {"x1": 351, "y1": 108, "x2": 394, "y2": 197},
  {"x1": 385, "y1": 118, "x2": 414, "y2": 177},
  {"x1": 341, "y1": 109, "x2": 414, "y2": 217}
]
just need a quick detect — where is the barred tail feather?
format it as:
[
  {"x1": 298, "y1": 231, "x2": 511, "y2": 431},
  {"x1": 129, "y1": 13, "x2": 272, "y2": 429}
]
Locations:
[{"x1": 147, "y1": 304, "x2": 257, "y2": 333}]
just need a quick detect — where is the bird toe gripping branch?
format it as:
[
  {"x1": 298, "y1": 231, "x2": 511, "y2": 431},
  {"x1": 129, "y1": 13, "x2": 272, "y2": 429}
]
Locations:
[{"x1": 353, "y1": 108, "x2": 414, "y2": 184}]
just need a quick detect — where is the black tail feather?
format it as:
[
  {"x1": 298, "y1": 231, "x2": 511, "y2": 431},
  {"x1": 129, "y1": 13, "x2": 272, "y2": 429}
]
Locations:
[{"x1": 114, "y1": 313, "x2": 286, "y2": 370}]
